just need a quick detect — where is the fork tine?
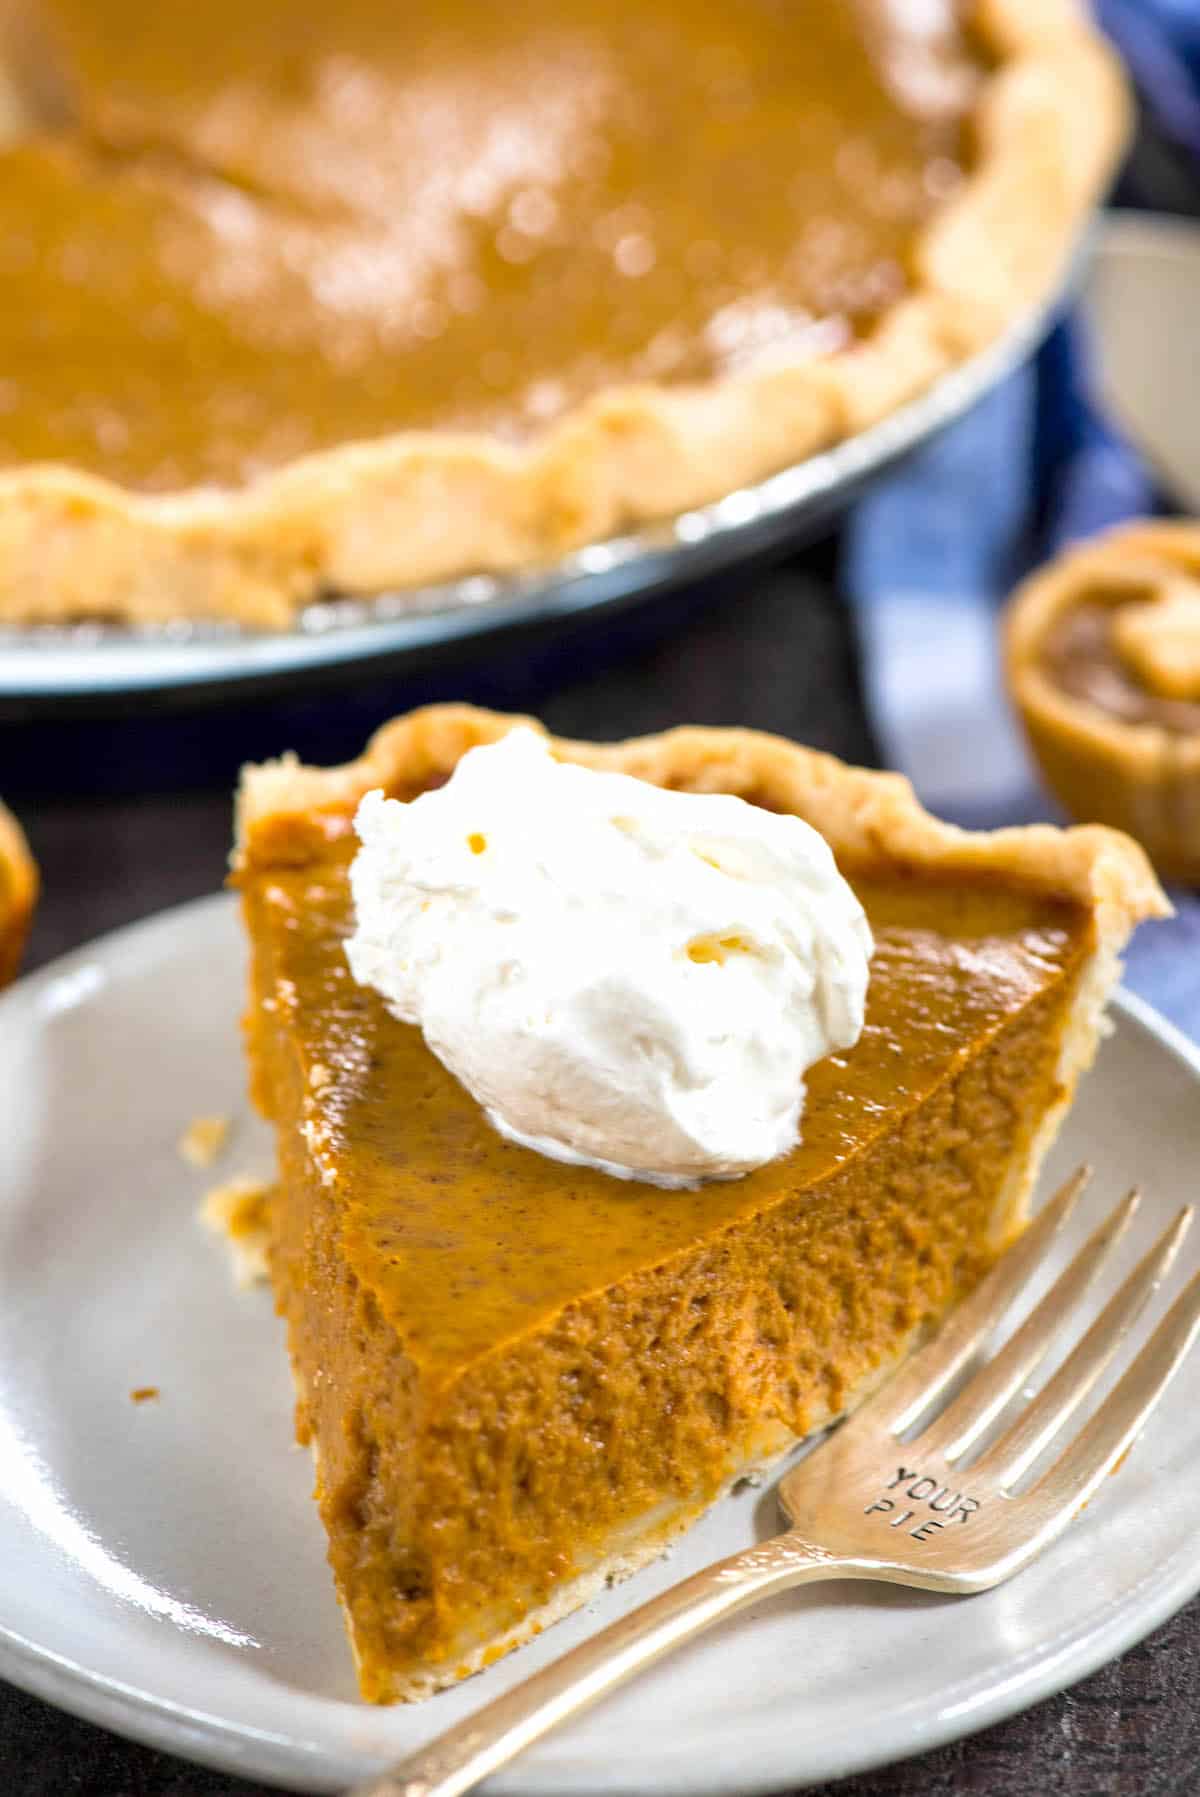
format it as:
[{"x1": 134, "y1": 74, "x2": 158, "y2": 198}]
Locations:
[
  {"x1": 916, "y1": 1187, "x2": 1140, "y2": 1464},
  {"x1": 1029, "y1": 1262, "x2": 1200, "y2": 1524},
  {"x1": 973, "y1": 1207, "x2": 1193, "y2": 1490},
  {"x1": 849, "y1": 1165, "x2": 1091, "y2": 1438}
]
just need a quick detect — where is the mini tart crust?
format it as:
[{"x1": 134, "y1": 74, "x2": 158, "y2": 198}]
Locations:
[
  {"x1": 237, "y1": 704, "x2": 1164, "y2": 1700},
  {"x1": 1006, "y1": 521, "x2": 1200, "y2": 884},
  {"x1": 0, "y1": 800, "x2": 37, "y2": 986},
  {"x1": 0, "y1": 0, "x2": 1128, "y2": 630}
]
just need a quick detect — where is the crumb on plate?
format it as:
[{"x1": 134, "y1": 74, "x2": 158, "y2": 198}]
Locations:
[
  {"x1": 201, "y1": 1173, "x2": 273, "y2": 1287},
  {"x1": 178, "y1": 1113, "x2": 231, "y2": 1168},
  {"x1": 130, "y1": 1386, "x2": 160, "y2": 1404}
]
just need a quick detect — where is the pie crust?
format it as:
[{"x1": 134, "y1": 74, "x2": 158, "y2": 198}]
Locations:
[
  {"x1": 1, "y1": 0, "x2": 1128, "y2": 629},
  {"x1": 0, "y1": 800, "x2": 37, "y2": 986},
  {"x1": 1006, "y1": 521, "x2": 1200, "y2": 883},
  {"x1": 236, "y1": 707, "x2": 1164, "y2": 1698},
  {"x1": 237, "y1": 702, "x2": 1165, "y2": 936}
]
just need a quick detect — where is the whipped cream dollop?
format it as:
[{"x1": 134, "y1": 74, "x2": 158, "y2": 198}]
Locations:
[{"x1": 344, "y1": 730, "x2": 872, "y2": 1187}]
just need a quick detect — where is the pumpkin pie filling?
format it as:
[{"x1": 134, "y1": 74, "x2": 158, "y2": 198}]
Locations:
[
  {"x1": 235, "y1": 708, "x2": 1162, "y2": 1701},
  {"x1": 6, "y1": 0, "x2": 980, "y2": 491}
]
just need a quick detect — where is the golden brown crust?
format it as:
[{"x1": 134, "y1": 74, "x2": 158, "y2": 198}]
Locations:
[
  {"x1": 0, "y1": 798, "x2": 37, "y2": 986},
  {"x1": 1005, "y1": 520, "x2": 1200, "y2": 883},
  {"x1": 0, "y1": 0, "x2": 1129, "y2": 629},
  {"x1": 237, "y1": 703, "x2": 1168, "y2": 936}
]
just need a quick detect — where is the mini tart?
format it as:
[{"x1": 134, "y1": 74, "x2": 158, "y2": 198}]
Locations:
[
  {"x1": 0, "y1": 800, "x2": 37, "y2": 986},
  {"x1": 0, "y1": 0, "x2": 1127, "y2": 628},
  {"x1": 1006, "y1": 521, "x2": 1200, "y2": 883},
  {"x1": 234, "y1": 705, "x2": 1163, "y2": 1702}
]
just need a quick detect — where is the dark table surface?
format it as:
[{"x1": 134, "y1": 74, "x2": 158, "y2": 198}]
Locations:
[{"x1": 5, "y1": 542, "x2": 1200, "y2": 1796}]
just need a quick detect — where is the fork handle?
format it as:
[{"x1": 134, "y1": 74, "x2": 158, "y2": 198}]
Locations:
[{"x1": 352, "y1": 1535, "x2": 858, "y2": 1797}]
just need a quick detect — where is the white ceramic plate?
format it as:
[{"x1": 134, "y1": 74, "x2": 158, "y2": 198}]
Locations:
[{"x1": 2, "y1": 895, "x2": 1200, "y2": 1794}]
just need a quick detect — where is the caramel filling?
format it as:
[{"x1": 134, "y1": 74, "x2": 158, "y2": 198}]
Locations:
[
  {"x1": 1043, "y1": 586, "x2": 1200, "y2": 735},
  {"x1": 1, "y1": 0, "x2": 981, "y2": 491}
]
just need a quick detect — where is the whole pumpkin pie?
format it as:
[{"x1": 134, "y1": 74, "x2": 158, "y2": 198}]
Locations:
[
  {"x1": 233, "y1": 704, "x2": 1164, "y2": 1701},
  {"x1": 0, "y1": 800, "x2": 37, "y2": 986},
  {"x1": 0, "y1": 0, "x2": 1126, "y2": 626},
  {"x1": 1006, "y1": 521, "x2": 1200, "y2": 883}
]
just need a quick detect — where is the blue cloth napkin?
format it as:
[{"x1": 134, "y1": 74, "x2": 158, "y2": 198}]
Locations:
[
  {"x1": 1098, "y1": 0, "x2": 1200, "y2": 162},
  {"x1": 842, "y1": 6, "x2": 1200, "y2": 1041}
]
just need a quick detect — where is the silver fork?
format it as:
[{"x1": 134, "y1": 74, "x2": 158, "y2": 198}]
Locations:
[{"x1": 356, "y1": 1168, "x2": 1200, "y2": 1797}]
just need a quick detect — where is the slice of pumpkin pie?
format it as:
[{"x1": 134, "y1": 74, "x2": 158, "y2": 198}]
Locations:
[{"x1": 233, "y1": 705, "x2": 1164, "y2": 1700}]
